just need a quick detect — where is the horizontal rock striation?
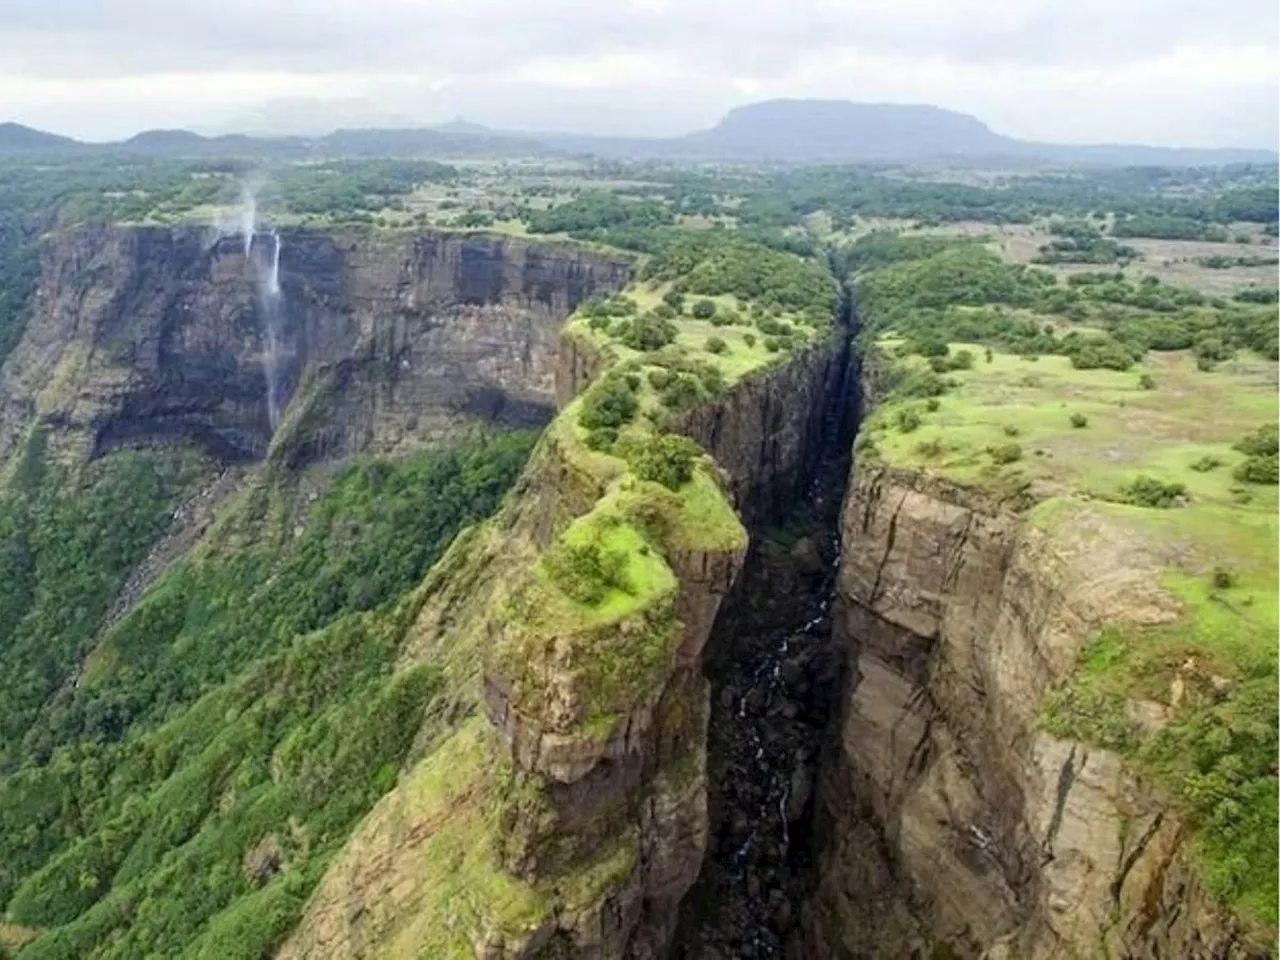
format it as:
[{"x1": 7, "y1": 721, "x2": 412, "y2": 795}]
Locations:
[
  {"x1": 281, "y1": 321, "x2": 849, "y2": 959},
  {"x1": 0, "y1": 225, "x2": 631, "y2": 465},
  {"x1": 798, "y1": 368, "x2": 1265, "y2": 958}
]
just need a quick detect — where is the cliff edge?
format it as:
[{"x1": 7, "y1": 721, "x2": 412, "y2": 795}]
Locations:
[{"x1": 800, "y1": 342, "x2": 1276, "y2": 958}]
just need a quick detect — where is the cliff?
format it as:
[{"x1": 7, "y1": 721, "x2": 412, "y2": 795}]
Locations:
[
  {"x1": 798, "y1": 355, "x2": 1272, "y2": 958},
  {"x1": 0, "y1": 225, "x2": 631, "y2": 467},
  {"x1": 278, "y1": 276, "x2": 848, "y2": 958}
]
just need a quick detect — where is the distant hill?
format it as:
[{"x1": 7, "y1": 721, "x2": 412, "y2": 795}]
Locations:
[
  {"x1": 681, "y1": 99, "x2": 1018, "y2": 160},
  {"x1": 202, "y1": 98, "x2": 426, "y2": 137},
  {"x1": 2, "y1": 101, "x2": 1275, "y2": 166},
  {"x1": 0, "y1": 122, "x2": 81, "y2": 153},
  {"x1": 551, "y1": 99, "x2": 1276, "y2": 166}
]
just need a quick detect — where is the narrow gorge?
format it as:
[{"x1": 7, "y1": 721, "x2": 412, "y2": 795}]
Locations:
[{"x1": 0, "y1": 216, "x2": 1270, "y2": 960}]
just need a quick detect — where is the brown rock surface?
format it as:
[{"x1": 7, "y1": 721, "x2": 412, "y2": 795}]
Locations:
[{"x1": 798, "y1": 442, "x2": 1263, "y2": 957}]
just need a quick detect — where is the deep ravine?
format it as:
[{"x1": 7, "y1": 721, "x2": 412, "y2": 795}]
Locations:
[{"x1": 671, "y1": 273, "x2": 856, "y2": 959}]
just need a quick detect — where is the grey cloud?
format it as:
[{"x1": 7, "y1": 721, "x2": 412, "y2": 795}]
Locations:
[{"x1": 1, "y1": 0, "x2": 1275, "y2": 80}]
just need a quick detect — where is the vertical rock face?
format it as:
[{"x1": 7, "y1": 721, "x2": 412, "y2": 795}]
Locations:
[
  {"x1": 672, "y1": 336, "x2": 849, "y2": 527},
  {"x1": 279, "y1": 327, "x2": 850, "y2": 960},
  {"x1": 798, "y1": 427, "x2": 1263, "y2": 957},
  {"x1": 0, "y1": 225, "x2": 631, "y2": 464}
]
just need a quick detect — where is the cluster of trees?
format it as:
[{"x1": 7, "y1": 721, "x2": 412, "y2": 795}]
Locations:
[
  {"x1": 646, "y1": 163, "x2": 1279, "y2": 232},
  {"x1": 1231, "y1": 424, "x2": 1278, "y2": 485},
  {"x1": 857, "y1": 246, "x2": 1279, "y2": 367},
  {"x1": 0, "y1": 433, "x2": 534, "y2": 957},
  {"x1": 1033, "y1": 220, "x2": 1139, "y2": 264},
  {"x1": 274, "y1": 159, "x2": 456, "y2": 215},
  {"x1": 0, "y1": 433, "x2": 204, "y2": 758},
  {"x1": 1111, "y1": 214, "x2": 1230, "y2": 241},
  {"x1": 638, "y1": 232, "x2": 838, "y2": 322},
  {"x1": 525, "y1": 191, "x2": 672, "y2": 234}
]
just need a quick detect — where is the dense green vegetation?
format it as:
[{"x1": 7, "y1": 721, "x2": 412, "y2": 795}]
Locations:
[
  {"x1": 1111, "y1": 214, "x2": 1229, "y2": 241},
  {"x1": 0, "y1": 146, "x2": 1275, "y2": 954},
  {"x1": 525, "y1": 190, "x2": 672, "y2": 233},
  {"x1": 625, "y1": 162, "x2": 1278, "y2": 231},
  {"x1": 0, "y1": 433, "x2": 534, "y2": 957},
  {"x1": 1032, "y1": 220, "x2": 1139, "y2": 264},
  {"x1": 272, "y1": 160, "x2": 456, "y2": 215},
  {"x1": 853, "y1": 244, "x2": 1278, "y2": 367},
  {"x1": 0, "y1": 434, "x2": 206, "y2": 755}
]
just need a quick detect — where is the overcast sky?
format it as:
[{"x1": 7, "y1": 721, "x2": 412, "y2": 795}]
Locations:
[{"x1": 1, "y1": 0, "x2": 1276, "y2": 146}]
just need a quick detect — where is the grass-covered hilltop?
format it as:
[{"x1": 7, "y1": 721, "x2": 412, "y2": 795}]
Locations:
[
  {"x1": 0, "y1": 144, "x2": 1275, "y2": 959},
  {"x1": 848, "y1": 235, "x2": 1278, "y2": 940}
]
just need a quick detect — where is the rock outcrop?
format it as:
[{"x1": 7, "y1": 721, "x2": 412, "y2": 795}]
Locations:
[
  {"x1": 280, "y1": 321, "x2": 849, "y2": 959},
  {"x1": 0, "y1": 225, "x2": 631, "y2": 466},
  {"x1": 797, "y1": 371, "x2": 1265, "y2": 958}
]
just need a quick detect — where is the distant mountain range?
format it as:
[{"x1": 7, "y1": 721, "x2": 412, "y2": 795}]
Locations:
[{"x1": 1, "y1": 100, "x2": 1275, "y2": 167}]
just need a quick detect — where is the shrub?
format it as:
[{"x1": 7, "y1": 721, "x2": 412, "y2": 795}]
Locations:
[
  {"x1": 987, "y1": 442, "x2": 1023, "y2": 464},
  {"x1": 620, "y1": 312, "x2": 678, "y2": 351},
  {"x1": 624, "y1": 433, "x2": 702, "y2": 490},
  {"x1": 763, "y1": 337, "x2": 781, "y2": 353},
  {"x1": 544, "y1": 540, "x2": 632, "y2": 606},
  {"x1": 1234, "y1": 287, "x2": 1279, "y2": 304},
  {"x1": 1138, "y1": 373, "x2": 1156, "y2": 390},
  {"x1": 1069, "y1": 413, "x2": 1089, "y2": 429},
  {"x1": 699, "y1": 364, "x2": 726, "y2": 396},
  {"x1": 984, "y1": 347, "x2": 994, "y2": 363},
  {"x1": 662, "y1": 289, "x2": 685, "y2": 313},
  {"x1": 894, "y1": 370, "x2": 948, "y2": 399},
  {"x1": 1233, "y1": 424, "x2": 1278, "y2": 457},
  {"x1": 1190, "y1": 455, "x2": 1223, "y2": 472},
  {"x1": 925, "y1": 398, "x2": 940, "y2": 412},
  {"x1": 915, "y1": 438, "x2": 944, "y2": 458},
  {"x1": 647, "y1": 368, "x2": 674, "y2": 391},
  {"x1": 659, "y1": 372, "x2": 704, "y2": 411},
  {"x1": 743, "y1": 333, "x2": 757, "y2": 348},
  {"x1": 584, "y1": 427, "x2": 618, "y2": 451},
  {"x1": 1121, "y1": 475, "x2": 1187, "y2": 508},
  {"x1": 855, "y1": 434, "x2": 882, "y2": 462},
  {"x1": 1193, "y1": 335, "x2": 1233, "y2": 364},
  {"x1": 705, "y1": 336, "x2": 728, "y2": 355},
  {"x1": 910, "y1": 337, "x2": 950, "y2": 358},
  {"x1": 1003, "y1": 424, "x2": 1021, "y2": 437},
  {"x1": 691, "y1": 299, "x2": 717, "y2": 319},
  {"x1": 895, "y1": 408, "x2": 922, "y2": 433},
  {"x1": 710, "y1": 307, "x2": 742, "y2": 327},
  {"x1": 1212, "y1": 566, "x2": 1237, "y2": 590},
  {"x1": 1064, "y1": 335, "x2": 1136, "y2": 371},
  {"x1": 580, "y1": 375, "x2": 639, "y2": 431},
  {"x1": 1233, "y1": 454, "x2": 1278, "y2": 485}
]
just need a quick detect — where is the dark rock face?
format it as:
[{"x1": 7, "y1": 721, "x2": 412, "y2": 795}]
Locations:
[
  {"x1": 793, "y1": 364, "x2": 1266, "y2": 959},
  {"x1": 0, "y1": 225, "x2": 631, "y2": 464}
]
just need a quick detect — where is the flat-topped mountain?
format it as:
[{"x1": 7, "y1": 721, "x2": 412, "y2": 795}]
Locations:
[{"x1": 3, "y1": 100, "x2": 1275, "y2": 165}]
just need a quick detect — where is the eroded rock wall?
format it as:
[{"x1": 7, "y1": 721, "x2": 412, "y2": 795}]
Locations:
[
  {"x1": 281, "y1": 325, "x2": 850, "y2": 960},
  {"x1": 798, "y1": 397, "x2": 1263, "y2": 958},
  {"x1": 0, "y1": 225, "x2": 631, "y2": 465}
]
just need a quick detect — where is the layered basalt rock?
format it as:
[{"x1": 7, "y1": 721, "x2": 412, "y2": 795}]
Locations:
[
  {"x1": 280, "y1": 320, "x2": 850, "y2": 959},
  {"x1": 796, "y1": 366, "x2": 1265, "y2": 959},
  {"x1": 0, "y1": 225, "x2": 631, "y2": 465}
]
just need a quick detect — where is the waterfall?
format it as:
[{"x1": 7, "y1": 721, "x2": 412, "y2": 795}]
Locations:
[
  {"x1": 239, "y1": 186, "x2": 257, "y2": 258},
  {"x1": 239, "y1": 181, "x2": 286, "y2": 432},
  {"x1": 259, "y1": 232, "x2": 285, "y2": 430}
]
